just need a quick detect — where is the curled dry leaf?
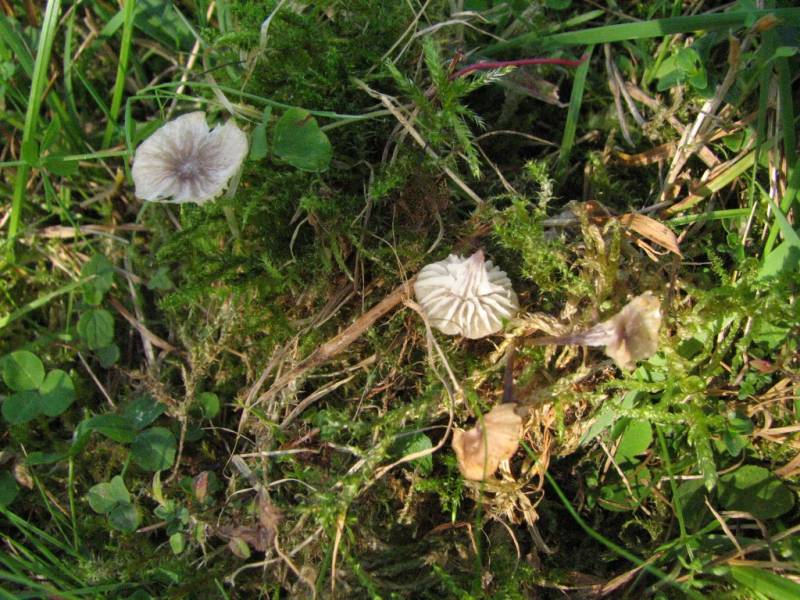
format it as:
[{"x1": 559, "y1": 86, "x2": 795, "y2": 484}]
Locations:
[
  {"x1": 192, "y1": 471, "x2": 209, "y2": 503},
  {"x1": 618, "y1": 213, "x2": 682, "y2": 257},
  {"x1": 414, "y1": 250, "x2": 519, "y2": 339},
  {"x1": 452, "y1": 403, "x2": 523, "y2": 480}
]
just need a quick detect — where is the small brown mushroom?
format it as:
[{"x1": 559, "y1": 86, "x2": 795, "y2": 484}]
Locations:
[
  {"x1": 529, "y1": 292, "x2": 662, "y2": 371},
  {"x1": 452, "y1": 403, "x2": 523, "y2": 481}
]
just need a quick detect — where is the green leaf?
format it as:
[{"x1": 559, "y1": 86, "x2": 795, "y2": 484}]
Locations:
[
  {"x1": 2, "y1": 390, "x2": 42, "y2": 424},
  {"x1": 2, "y1": 350, "x2": 45, "y2": 391},
  {"x1": 718, "y1": 465, "x2": 795, "y2": 519},
  {"x1": 169, "y1": 532, "x2": 185, "y2": 554},
  {"x1": 146, "y1": 266, "x2": 174, "y2": 291},
  {"x1": 123, "y1": 395, "x2": 166, "y2": 430},
  {"x1": 0, "y1": 471, "x2": 19, "y2": 507},
  {"x1": 273, "y1": 107, "x2": 332, "y2": 172},
  {"x1": 249, "y1": 107, "x2": 271, "y2": 161},
  {"x1": 38, "y1": 369, "x2": 76, "y2": 417},
  {"x1": 196, "y1": 392, "x2": 220, "y2": 420},
  {"x1": 599, "y1": 465, "x2": 653, "y2": 512},
  {"x1": 615, "y1": 419, "x2": 652, "y2": 464},
  {"x1": 131, "y1": 427, "x2": 176, "y2": 471},
  {"x1": 81, "y1": 254, "x2": 115, "y2": 305},
  {"x1": 108, "y1": 502, "x2": 140, "y2": 533},
  {"x1": 82, "y1": 414, "x2": 138, "y2": 444},
  {"x1": 730, "y1": 566, "x2": 800, "y2": 600},
  {"x1": 759, "y1": 239, "x2": 800, "y2": 280},
  {"x1": 88, "y1": 475, "x2": 131, "y2": 514},
  {"x1": 393, "y1": 433, "x2": 433, "y2": 474},
  {"x1": 42, "y1": 156, "x2": 79, "y2": 177},
  {"x1": 25, "y1": 451, "x2": 67, "y2": 466},
  {"x1": 675, "y1": 479, "x2": 710, "y2": 530},
  {"x1": 77, "y1": 308, "x2": 115, "y2": 350},
  {"x1": 96, "y1": 343, "x2": 120, "y2": 368},
  {"x1": 545, "y1": 0, "x2": 571, "y2": 9}
]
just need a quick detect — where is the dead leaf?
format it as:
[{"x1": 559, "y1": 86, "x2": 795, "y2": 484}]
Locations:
[
  {"x1": 192, "y1": 471, "x2": 208, "y2": 503},
  {"x1": 616, "y1": 142, "x2": 676, "y2": 166},
  {"x1": 13, "y1": 459, "x2": 34, "y2": 489},
  {"x1": 619, "y1": 213, "x2": 682, "y2": 257}
]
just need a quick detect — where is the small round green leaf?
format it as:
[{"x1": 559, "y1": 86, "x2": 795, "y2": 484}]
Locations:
[
  {"x1": 39, "y1": 369, "x2": 76, "y2": 417},
  {"x1": 273, "y1": 108, "x2": 332, "y2": 172},
  {"x1": 2, "y1": 350, "x2": 45, "y2": 391},
  {"x1": 88, "y1": 475, "x2": 130, "y2": 514},
  {"x1": 77, "y1": 308, "x2": 115, "y2": 350},
  {"x1": 96, "y1": 343, "x2": 120, "y2": 368},
  {"x1": 123, "y1": 395, "x2": 166, "y2": 431},
  {"x1": 81, "y1": 254, "x2": 115, "y2": 306},
  {"x1": 718, "y1": 465, "x2": 795, "y2": 519},
  {"x1": 2, "y1": 390, "x2": 42, "y2": 424},
  {"x1": 131, "y1": 427, "x2": 176, "y2": 472},
  {"x1": 169, "y1": 532, "x2": 185, "y2": 554},
  {"x1": 0, "y1": 471, "x2": 19, "y2": 507},
  {"x1": 615, "y1": 419, "x2": 652, "y2": 463},
  {"x1": 197, "y1": 392, "x2": 220, "y2": 420},
  {"x1": 108, "y1": 502, "x2": 140, "y2": 533}
]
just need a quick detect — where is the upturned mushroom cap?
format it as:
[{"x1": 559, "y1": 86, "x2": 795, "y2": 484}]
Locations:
[
  {"x1": 414, "y1": 250, "x2": 519, "y2": 339},
  {"x1": 452, "y1": 403, "x2": 523, "y2": 480},
  {"x1": 575, "y1": 292, "x2": 661, "y2": 370},
  {"x1": 132, "y1": 111, "x2": 248, "y2": 205},
  {"x1": 602, "y1": 292, "x2": 662, "y2": 370}
]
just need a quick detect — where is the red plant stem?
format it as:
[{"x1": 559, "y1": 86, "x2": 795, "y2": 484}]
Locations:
[{"x1": 451, "y1": 55, "x2": 588, "y2": 79}]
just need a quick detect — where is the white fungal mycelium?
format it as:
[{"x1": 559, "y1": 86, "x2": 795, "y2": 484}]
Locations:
[
  {"x1": 132, "y1": 111, "x2": 248, "y2": 205},
  {"x1": 452, "y1": 403, "x2": 523, "y2": 481},
  {"x1": 413, "y1": 250, "x2": 519, "y2": 339}
]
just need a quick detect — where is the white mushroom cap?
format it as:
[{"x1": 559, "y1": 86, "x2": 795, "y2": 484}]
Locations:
[
  {"x1": 414, "y1": 250, "x2": 519, "y2": 339},
  {"x1": 452, "y1": 403, "x2": 523, "y2": 481},
  {"x1": 132, "y1": 111, "x2": 248, "y2": 205}
]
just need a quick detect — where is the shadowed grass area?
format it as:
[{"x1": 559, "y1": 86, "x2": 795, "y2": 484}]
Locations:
[{"x1": 1, "y1": 1, "x2": 798, "y2": 598}]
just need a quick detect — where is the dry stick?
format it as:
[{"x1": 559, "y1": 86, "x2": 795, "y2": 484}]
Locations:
[
  {"x1": 77, "y1": 351, "x2": 115, "y2": 408},
  {"x1": 605, "y1": 44, "x2": 633, "y2": 146},
  {"x1": 352, "y1": 78, "x2": 484, "y2": 205},
  {"x1": 108, "y1": 297, "x2": 177, "y2": 353},
  {"x1": 123, "y1": 255, "x2": 154, "y2": 369},
  {"x1": 255, "y1": 276, "x2": 417, "y2": 409}
]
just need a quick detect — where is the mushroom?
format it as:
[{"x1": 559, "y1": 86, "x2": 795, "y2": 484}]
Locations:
[
  {"x1": 593, "y1": 292, "x2": 662, "y2": 370},
  {"x1": 530, "y1": 292, "x2": 662, "y2": 370},
  {"x1": 452, "y1": 403, "x2": 523, "y2": 481},
  {"x1": 414, "y1": 250, "x2": 519, "y2": 339},
  {"x1": 132, "y1": 111, "x2": 248, "y2": 204}
]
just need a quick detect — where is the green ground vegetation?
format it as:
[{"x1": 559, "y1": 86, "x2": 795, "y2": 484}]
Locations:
[{"x1": 1, "y1": 0, "x2": 799, "y2": 598}]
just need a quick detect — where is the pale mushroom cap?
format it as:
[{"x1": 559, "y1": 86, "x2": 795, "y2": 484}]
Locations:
[
  {"x1": 132, "y1": 111, "x2": 248, "y2": 205},
  {"x1": 603, "y1": 292, "x2": 662, "y2": 370},
  {"x1": 414, "y1": 250, "x2": 519, "y2": 339},
  {"x1": 452, "y1": 403, "x2": 523, "y2": 480}
]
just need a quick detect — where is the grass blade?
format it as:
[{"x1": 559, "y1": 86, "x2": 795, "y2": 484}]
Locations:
[
  {"x1": 101, "y1": 0, "x2": 136, "y2": 147},
  {"x1": 558, "y1": 45, "x2": 594, "y2": 171},
  {"x1": 484, "y1": 9, "x2": 800, "y2": 53},
  {"x1": 730, "y1": 566, "x2": 800, "y2": 600},
  {"x1": 6, "y1": 0, "x2": 62, "y2": 258}
]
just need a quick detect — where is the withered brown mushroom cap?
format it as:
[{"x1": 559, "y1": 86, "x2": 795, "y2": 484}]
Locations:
[
  {"x1": 596, "y1": 292, "x2": 662, "y2": 370},
  {"x1": 452, "y1": 403, "x2": 523, "y2": 481}
]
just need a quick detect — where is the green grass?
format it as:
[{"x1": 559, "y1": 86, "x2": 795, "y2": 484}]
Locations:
[{"x1": 1, "y1": 1, "x2": 798, "y2": 598}]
